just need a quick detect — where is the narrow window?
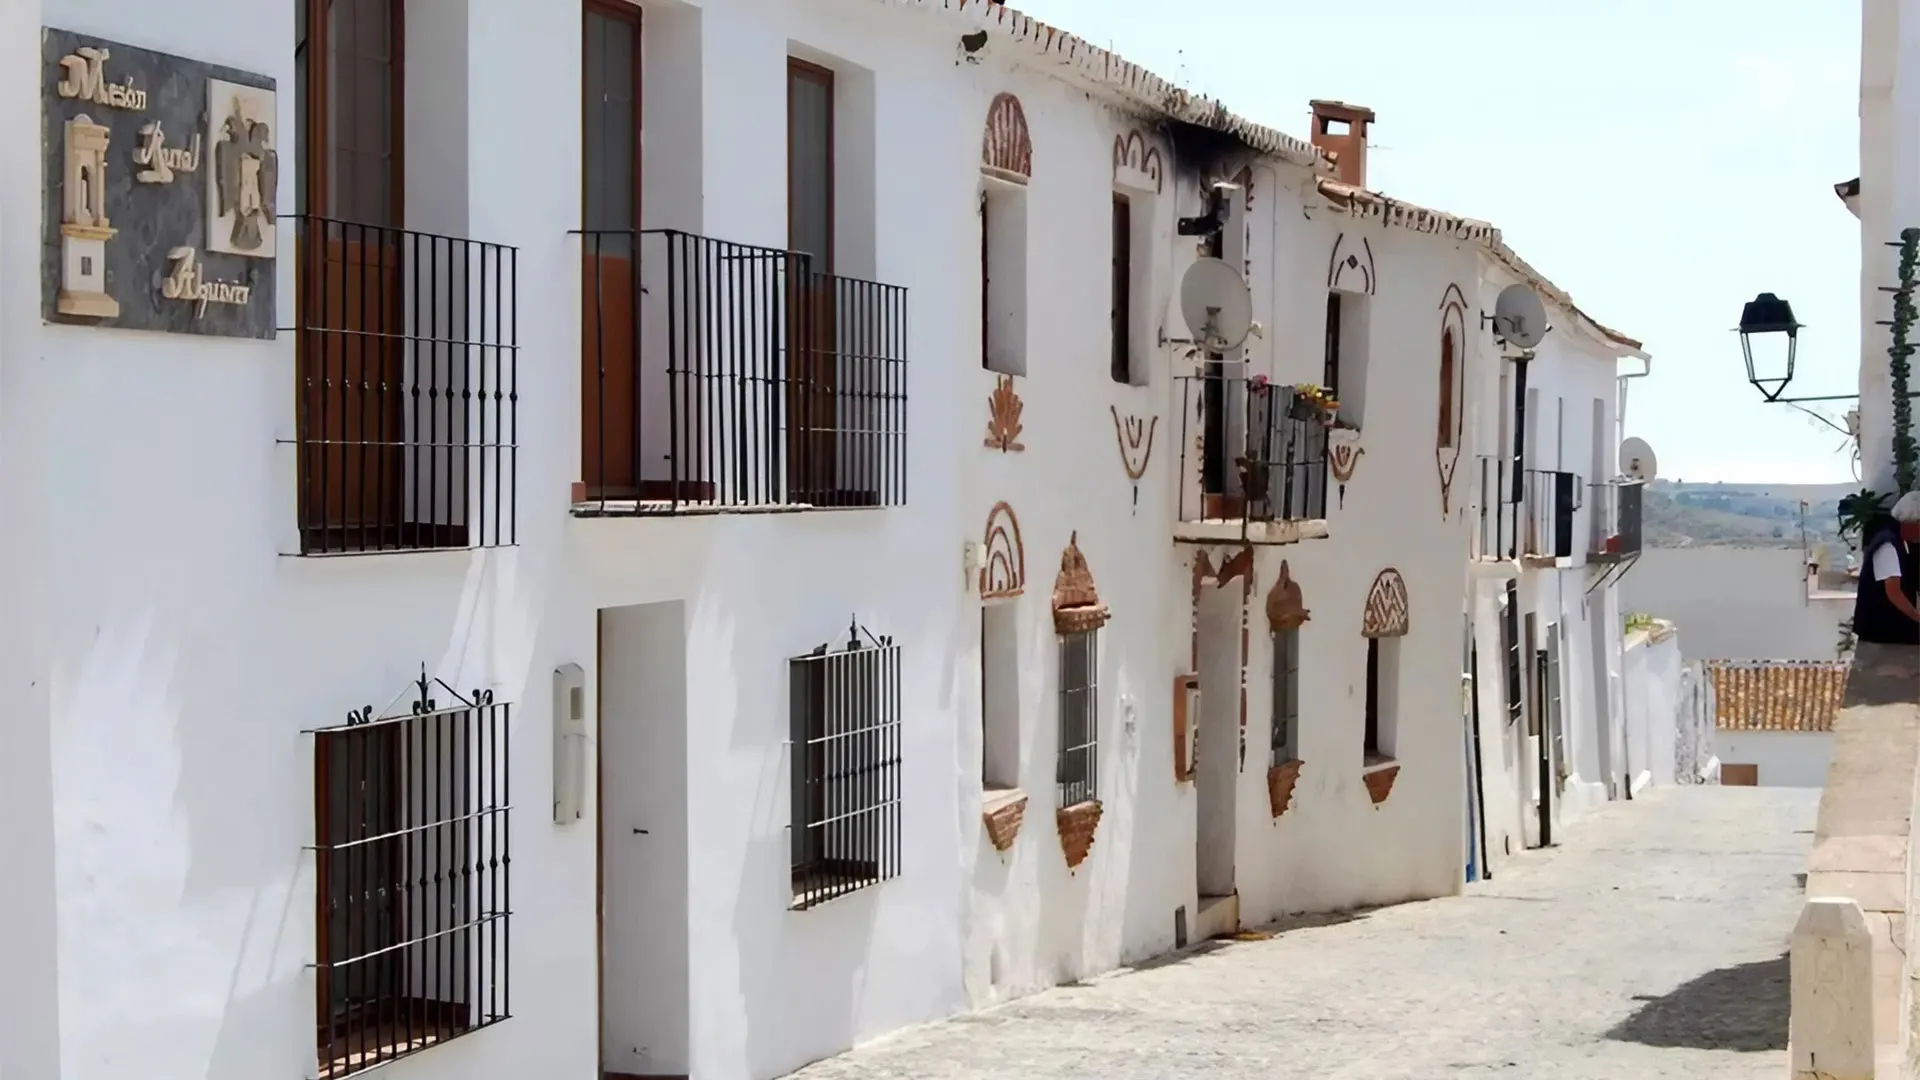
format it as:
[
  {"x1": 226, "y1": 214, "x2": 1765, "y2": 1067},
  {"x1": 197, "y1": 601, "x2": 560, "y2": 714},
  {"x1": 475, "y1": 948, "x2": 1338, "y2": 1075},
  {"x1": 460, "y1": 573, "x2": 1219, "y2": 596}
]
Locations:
[
  {"x1": 1502, "y1": 583, "x2": 1524, "y2": 726},
  {"x1": 1111, "y1": 193, "x2": 1132, "y2": 384},
  {"x1": 981, "y1": 603, "x2": 1020, "y2": 791},
  {"x1": 789, "y1": 635, "x2": 903, "y2": 909},
  {"x1": 1364, "y1": 637, "x2": 1399, "y2": 764},
  {"x1": 787, "y1": 59, "x2": 838, "y2": 500},
  {"x1": 580, "y1": 0, "x2": 643, "y2": 500},
  {"x1": 981, "y1": 182, "x2": 1029, "y2": 375},
  {"x1": 1057, "y1": 630, "x2": 1099, "y2": 805},
  {"x1": 313, "y1": 681, "x2": 511, "y2": 1077},
  {"x1": 1437, "y1": 328, "x2": 1456, "y2": 449},
  {"x1": 1271, "y1": 630, "x2": 1300, "y2": 763},
  {"x1": 1322, "y1": 292, "x2": 1342, "y2": 397}
]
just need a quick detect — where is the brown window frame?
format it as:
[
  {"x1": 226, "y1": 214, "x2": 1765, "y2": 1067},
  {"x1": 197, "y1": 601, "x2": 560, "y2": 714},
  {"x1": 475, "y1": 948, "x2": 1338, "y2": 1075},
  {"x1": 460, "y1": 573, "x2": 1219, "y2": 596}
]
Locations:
[
  {"x1": 1323, "y1": 292, "x2": 1343, "y2": 397},
  {"x1": 1438, "y1": 327, "x2": 1457, "y2": 449},
  {"x1": 785, "y1": 57, "x2": 841, "y2": 502}
]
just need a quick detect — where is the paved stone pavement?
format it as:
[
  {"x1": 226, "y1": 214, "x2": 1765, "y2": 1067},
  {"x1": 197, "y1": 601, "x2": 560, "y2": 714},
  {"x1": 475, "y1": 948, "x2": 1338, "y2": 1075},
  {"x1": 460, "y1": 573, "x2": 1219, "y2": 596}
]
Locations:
[{"x1": 789, "y1": 786, "x2": 1815, "y2": 1080}]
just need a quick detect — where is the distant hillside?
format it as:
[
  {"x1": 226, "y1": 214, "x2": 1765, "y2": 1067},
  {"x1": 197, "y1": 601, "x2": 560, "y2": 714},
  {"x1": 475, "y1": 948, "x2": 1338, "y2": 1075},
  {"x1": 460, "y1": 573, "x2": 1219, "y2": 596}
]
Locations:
[{"x1": 1642, "y1": 480, "x2": 1856, "y2": 554}]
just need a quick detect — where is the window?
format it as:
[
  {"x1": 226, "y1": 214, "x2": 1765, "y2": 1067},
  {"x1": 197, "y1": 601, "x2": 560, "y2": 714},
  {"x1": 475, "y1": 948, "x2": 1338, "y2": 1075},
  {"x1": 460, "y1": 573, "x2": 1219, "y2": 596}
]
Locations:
[
  {"x1": 981, "y1": 603, "x2": 1020, "y2": 790},
  {"x1": 1271, "y1": 629, "x2": 1300, "y2": 763},
  {"x1": 789, "y1": 632, "x2": 902, "y2": 909},
  {"x1": 1323, "y1": 291, "x2": 1371, "y2": 426},
  {"x1": 1502, "y1": 582, "x2": 1523, "y2": 726},
  {"x1": 295, "y1": 0, "x2": 518, "y2": 554},
  {"x1": 1363, "y1": 637, "x2": 1399, "y2": 764},
  {"x1": 580, "y1": 0, "x2": 643, "y2": 500},
  {"x1": 786, "y1": 58, "x2": 841, "y2": 501},
  {"x1": 311, "y1": 673, "x2": 511, "y2": 1078},
  {"x1": 981, "y1": 182, "x2": 1029, "y2": 375},
  {"x1": 1111, "y1": 193, "x2": 1132, "y2": 384},
  {"x1": 1057, "y1": 630, "x2": 1098, "y2": 806},
  {"x1": 1437, "y1": 328, "x2": 1457, "y2": 449}
]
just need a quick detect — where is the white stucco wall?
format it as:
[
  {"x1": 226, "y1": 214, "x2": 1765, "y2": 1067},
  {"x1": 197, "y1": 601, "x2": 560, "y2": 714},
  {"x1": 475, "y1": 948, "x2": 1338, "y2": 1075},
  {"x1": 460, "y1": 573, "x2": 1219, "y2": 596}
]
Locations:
[
  {"x1": 1858, "y1": 0, "x2": 1920, "y2": 494},
  {"x1": 1622, "y1": 628, "x2": 1684, "y2": 790},
  {"x1": 1716, "y1": 730, "x2": 1835, "y2": 788},
  {"x1": 1622, "y1": 547, "x2": 1848, "y2": 661}
]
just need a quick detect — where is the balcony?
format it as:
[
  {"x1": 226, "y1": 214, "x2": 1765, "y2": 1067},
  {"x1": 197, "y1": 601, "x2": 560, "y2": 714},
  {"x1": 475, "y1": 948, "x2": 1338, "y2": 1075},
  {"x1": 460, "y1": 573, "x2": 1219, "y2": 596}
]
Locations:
[
  {"x1": 1519, "y1": 468, "x2": 1581, "y2": 565},
  {"x1": 572, "y1": 229, "x2": 908, "y2": 516},
  {"x1": 1173, "y1": 371, "x2": 1330, "y2": 545},
  {"x1": 1588, "y1": 478, "x2": 1645, "y2": 564}
]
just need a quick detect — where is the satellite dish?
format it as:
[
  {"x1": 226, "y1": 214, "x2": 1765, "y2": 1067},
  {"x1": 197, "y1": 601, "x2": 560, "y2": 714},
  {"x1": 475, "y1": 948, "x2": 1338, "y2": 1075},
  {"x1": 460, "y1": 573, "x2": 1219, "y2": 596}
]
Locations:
[
  {"x1": 1620, "y1": 437, "x2": 1658, "y2": 482},
  {"x1": 1179, "y1": 257, "x2": 1253, "y2": 352},
  {"x1": 1492, "y1": 284, "x2": 1549, "y2": 349}
]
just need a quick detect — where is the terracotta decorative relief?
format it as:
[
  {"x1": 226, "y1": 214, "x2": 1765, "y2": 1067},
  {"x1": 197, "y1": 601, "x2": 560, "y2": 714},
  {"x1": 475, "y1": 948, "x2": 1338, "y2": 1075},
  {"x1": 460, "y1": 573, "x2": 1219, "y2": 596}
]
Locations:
[
  {"x1": 982, "y1": 789, "x2": 1028, "y2": 852},
  {"x1": 980, "y1": 502, "x2": 1027, "y2": 600},
  {"x1": 1435, "y1": 284, "x2": 1469, "y2": 516},
  {"x1": 1111, "y1": 407, "x2": 1156, "y2": 513},
  {"x1": 1327, "y1": 427, "x2": 1363, "y2": 509},
  {"x1": 981, "y1": 92, "x2": 1032, "y2": 184},
  {"x1": 1112, "y1": 129, "x2": 1163, "y2": 193},
  {"x1": 1364, "y1": 763, "x2": 1401, "y2": 806},
  {"x1": 1265, "y1": 560, "x2": 1310, "y2": 633},
  {"x1": 1326, "y1": 232, "x2": 1377, "y2": 296},
  {"x1": 1361, "y1": 568, "x2": 1410, "y2": 639},
  {"x1": 1057, "y1": 800, "x2": 1103, "y2": 869},
  {"x1": 1051, "y1": 532, "x2": 1111, "y2": 634},
  {"x1": 1268, "y1": 759, "x2": 1303, "y2": 818},
  {"x1": 984, "y1": 375, "x2": 1026, "y2": 452}
]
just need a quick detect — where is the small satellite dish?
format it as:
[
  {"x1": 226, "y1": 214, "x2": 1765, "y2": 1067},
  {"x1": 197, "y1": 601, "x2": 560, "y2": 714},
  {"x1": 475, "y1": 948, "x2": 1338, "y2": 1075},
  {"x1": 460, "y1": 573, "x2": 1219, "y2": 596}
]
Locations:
[
  {"x1": 1491, "y1": 284, "x2": 1549, "y2": 349},
  {"x1": 1620, "y1": 437, "x2": 1658, "y2": 482},
  {"x1": 1179, "y1": 257, "x2": 1253, "y2": 353}
]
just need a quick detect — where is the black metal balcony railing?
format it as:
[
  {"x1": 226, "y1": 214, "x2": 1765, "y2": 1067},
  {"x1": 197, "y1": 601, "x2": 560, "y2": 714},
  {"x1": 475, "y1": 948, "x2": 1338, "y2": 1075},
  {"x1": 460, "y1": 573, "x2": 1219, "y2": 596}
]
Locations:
[
  {"x1": 574, "y1": 229, "x2": 908, "y2": 515},
  {"x1": 1474, "y1": 455, "x2": 1522, "y2": 561},
  {"x1": 1521, "y1": 468, "x2": 1581, "y2": 560},
  {"x1": 289, "y1": 216, "x2": 520, "y2": 555},
  {"x1": 1590, "y1": 479, "x2": 1644, "y2": 560},
  {"x1": 1175, "y1": 372, "x2": 1329, "y2": 529}
]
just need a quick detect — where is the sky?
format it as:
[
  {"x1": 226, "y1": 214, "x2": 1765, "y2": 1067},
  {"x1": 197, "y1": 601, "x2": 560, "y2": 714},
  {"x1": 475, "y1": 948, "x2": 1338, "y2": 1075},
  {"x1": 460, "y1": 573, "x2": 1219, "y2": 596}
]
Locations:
[{"x1": 1010, "y1": 0, "x2": 1864, "y2": 485}]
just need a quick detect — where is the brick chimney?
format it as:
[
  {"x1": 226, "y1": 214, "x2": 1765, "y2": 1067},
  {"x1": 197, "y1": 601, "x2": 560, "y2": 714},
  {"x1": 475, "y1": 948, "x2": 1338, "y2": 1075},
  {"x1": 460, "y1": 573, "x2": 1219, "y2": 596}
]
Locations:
[{"x1": 1309, "y1": 100, "x2": 1376, "y2": 188}]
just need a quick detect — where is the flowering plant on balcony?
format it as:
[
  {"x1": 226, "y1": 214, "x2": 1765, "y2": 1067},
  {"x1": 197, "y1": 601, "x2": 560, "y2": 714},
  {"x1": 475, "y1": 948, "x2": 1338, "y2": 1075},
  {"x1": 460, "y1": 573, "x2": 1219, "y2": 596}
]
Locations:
[{"x1": 1289, "y1": 382, "x2": 1344, "y2": 427}]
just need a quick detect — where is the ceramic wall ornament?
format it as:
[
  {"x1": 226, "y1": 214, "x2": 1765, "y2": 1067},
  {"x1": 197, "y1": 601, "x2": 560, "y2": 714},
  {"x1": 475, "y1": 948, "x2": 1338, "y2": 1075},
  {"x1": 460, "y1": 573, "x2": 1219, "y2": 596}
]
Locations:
[
  {"x1": 1327, "y1": 426, "x2": 1363, "y2": 508},
  {"x1": 1112, "y1": 129, "x2": 1163, "y2": 193},
  {"x1": 981, "y1": 92, "x2": 1032, "y2": 184},
  {"x1": 1051, "y1": 532, "x2": 1111, "y2": 634},
  {"x1": 1109, "y1": 406, "x2": 1157, "y2": 513},
  {"x1": 41, "y1": 28, "x2": 277, "y2": 337},
  {"x1": 1326, "y1": 232, "x2": 1377, "y2": 295},
  {"x1": 1435, "y1": 284, "x2": 1470, "y2": 517},
  {"x1": 979, "y1": 501, "x2": 1027, "y2": 599},
  {"x1": 984, "y1": 375, "x2": 1025, "y2": 452},
  {"x1": 1361, "y1": 568, "x2": 1411, "y2": 639}
]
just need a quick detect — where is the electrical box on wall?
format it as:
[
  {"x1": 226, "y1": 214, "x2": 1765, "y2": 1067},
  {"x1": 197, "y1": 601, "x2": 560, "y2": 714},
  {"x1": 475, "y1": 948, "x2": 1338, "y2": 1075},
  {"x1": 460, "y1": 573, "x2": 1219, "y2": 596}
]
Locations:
[{"x1": 553, "y1": 662, "x2": 588, "y2": 824}]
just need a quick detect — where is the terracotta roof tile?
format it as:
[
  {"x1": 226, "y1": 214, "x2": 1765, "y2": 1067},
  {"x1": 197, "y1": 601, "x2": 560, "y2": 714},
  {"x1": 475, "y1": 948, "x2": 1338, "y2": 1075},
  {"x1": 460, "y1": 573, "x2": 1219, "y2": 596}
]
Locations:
[{"x1": 1708, "y1": 660, "x2": 1850, "y2": 733}]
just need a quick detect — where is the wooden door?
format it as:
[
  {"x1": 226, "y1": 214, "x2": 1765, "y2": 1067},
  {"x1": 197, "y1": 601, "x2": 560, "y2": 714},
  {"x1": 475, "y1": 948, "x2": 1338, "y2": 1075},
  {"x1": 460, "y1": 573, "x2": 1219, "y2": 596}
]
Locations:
[
  {"x1": 1720, "y1": 763, "x2": 1760, "y2": 786},
  {"x1": 581, "y1": 1, "x2": 642, "y2": 498},
  {"x1": 787, "y1": 59, "x2": 838, "y2": 503},
  {"x1": 297, "y1": 0, "x2": 407, "y2": 547}
]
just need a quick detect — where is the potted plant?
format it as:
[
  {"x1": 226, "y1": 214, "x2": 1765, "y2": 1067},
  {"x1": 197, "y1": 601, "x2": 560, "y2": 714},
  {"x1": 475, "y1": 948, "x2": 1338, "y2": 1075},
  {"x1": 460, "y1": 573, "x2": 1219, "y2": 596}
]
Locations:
[
  {"x1": 1291, "y1": 383, "x2": 1342, "y2": 426},
  {"x1": 1838, "y1": 488, "x2": 1892, "y2": 550}
]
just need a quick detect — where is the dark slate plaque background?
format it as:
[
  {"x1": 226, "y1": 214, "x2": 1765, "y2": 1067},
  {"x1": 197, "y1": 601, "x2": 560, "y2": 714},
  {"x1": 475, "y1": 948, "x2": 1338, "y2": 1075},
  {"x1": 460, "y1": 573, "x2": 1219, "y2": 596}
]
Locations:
[{"x1": 41, "y1": 28, "x2": 276, "y2": 339}]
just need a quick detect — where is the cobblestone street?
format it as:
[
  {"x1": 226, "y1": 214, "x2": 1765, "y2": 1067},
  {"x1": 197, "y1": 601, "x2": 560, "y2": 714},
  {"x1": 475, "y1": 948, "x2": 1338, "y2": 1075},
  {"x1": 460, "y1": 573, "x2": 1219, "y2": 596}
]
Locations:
[{"x1": 789, "y1": 787, "x2": 1813, "y2": 1080}]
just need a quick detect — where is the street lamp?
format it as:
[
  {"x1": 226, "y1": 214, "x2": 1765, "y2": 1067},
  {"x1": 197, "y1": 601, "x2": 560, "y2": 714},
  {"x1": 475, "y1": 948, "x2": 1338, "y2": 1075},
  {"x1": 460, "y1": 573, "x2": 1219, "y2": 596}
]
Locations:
[{"x1": 1737, "y1": 292, "x2": 1802, "y2": 403}]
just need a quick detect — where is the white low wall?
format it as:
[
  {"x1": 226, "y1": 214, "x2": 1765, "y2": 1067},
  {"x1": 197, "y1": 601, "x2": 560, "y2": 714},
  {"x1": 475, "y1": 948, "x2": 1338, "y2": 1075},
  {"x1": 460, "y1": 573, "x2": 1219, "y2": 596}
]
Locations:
[
  {"x1": 1622, "y1": 626, "x2": 1682, "y2": 788},
  {"x1": 1716, "y1": 730, "x2": 1834, "y2": 788}
]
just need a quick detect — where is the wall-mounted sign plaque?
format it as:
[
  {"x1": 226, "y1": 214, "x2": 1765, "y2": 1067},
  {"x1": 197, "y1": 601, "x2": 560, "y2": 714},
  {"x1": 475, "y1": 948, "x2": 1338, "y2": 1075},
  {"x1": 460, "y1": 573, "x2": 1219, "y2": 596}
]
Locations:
[{"x1": 41, "y1": 28, "x2": 276, "y2": 338}]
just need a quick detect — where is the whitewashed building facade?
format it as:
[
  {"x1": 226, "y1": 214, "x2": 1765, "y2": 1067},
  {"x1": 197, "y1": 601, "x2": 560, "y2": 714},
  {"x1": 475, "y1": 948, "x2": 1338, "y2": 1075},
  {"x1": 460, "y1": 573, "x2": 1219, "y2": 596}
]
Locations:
[
  {"x1": 0, "y1": 1, "x2": 1644, "y2": 1079},
  {"x1": 1462, "y1": 252, "x2": 1651, "y2": 870}
]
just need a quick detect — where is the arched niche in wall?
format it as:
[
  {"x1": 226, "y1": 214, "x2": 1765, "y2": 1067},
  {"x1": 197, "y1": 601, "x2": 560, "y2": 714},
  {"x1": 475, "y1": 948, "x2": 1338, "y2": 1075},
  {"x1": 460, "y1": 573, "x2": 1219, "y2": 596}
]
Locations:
[{"x1": 1435, "y1": 284, "x2": 1469, "y2": 515}]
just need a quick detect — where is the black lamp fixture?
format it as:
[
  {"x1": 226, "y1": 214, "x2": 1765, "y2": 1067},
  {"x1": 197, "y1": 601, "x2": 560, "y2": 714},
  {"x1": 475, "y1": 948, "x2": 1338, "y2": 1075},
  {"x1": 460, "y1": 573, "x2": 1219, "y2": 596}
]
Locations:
[{"x1": 1737, "y1": 292, "x2": 1803, "y2": 403}]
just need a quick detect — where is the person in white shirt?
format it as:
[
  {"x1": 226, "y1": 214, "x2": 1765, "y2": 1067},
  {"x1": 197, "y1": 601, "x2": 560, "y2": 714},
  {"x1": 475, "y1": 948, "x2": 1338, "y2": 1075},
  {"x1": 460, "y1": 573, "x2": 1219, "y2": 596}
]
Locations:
[{"x1": 1855, "y1": 491, "x2": 1920, "y2": 645}]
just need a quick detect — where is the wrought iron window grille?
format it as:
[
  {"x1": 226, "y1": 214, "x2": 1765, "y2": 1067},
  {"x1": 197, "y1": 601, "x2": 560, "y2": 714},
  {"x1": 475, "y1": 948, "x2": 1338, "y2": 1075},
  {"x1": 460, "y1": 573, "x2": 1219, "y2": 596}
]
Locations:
[
  {"x1": 1176, "y1": 371, "x2": 1331, "y2": 531},
  {"x1": 1057, "y1": 629, "x2": 1100, "y2": 807},
  {"x1": 284, "y1": 216, "x2": 520, "y2": 555},
  {"x1": 788, "y1": 619, "x2": 903, "y2": 910},
  {"x1": 304, "y1": 666, "x2": 512, "y2": 1078}
]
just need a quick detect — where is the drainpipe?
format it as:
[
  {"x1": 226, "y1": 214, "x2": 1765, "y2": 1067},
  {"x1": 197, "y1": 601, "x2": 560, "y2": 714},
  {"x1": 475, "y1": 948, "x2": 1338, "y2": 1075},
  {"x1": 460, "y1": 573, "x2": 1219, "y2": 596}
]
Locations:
[{"x1": 1615, "y1": 354, "x2": 1652, "y2": 467}]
